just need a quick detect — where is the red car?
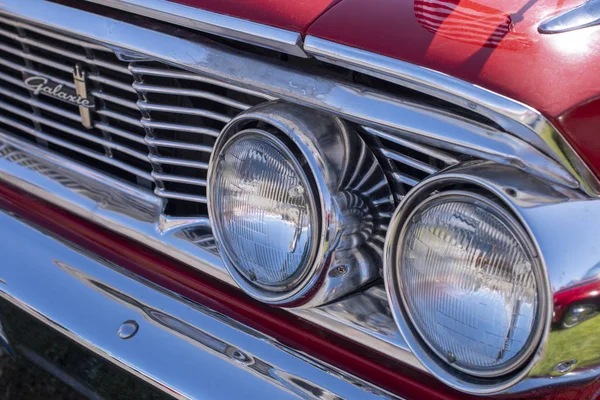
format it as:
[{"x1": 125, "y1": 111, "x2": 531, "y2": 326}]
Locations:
[{"x1": 0, "y1": 0, "x2": 599, "y2": 398}]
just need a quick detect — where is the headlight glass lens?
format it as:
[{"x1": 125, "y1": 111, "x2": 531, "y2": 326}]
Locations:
[
  {"x1": 398, "y1": 195, "x2": 539, "y2": 376},
  {"x1": 212, "y1": 131, "x2": 318, "y2": 292}
]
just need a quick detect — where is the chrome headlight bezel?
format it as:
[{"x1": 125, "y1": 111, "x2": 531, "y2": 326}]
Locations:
[
  {"x1": 208, "y1": 101, "x2": 394, "y2": 308},
  {"x1": 209, "y1": 128, "x2": 321, "y2": 295},
  {"x1": 384, "y1": 163, "x2": 552, "y2": 394}
]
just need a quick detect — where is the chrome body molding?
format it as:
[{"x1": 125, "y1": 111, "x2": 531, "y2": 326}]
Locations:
[
  {"x1": 83, "y1": 0, "x2": 308, "y2": 58},
  {"x1": 303, "y1": 36, "x2": 600, "y2": 197},
  {"x1": 539, "y1": 0, "x2": 600, "y2": 33},
  {"x1": 0, "y1": 209, "x2": 396, "y2": 400},
  {"x1": 0, "y1": 130, "x2": 422, "y2": 372},
  {"x1": 3, "y1": 114, "x2": 600, "y2": 395}
]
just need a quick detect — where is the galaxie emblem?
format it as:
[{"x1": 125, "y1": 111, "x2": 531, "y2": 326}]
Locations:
[{"x1": 23, "y1": 63, "x2": 94, "y2": 129}]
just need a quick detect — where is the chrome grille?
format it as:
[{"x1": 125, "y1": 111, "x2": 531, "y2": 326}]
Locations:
[
  {"x1": 361, "y1": 126, "x2": 461, "y2": 200},
  {"x1": 0, "y1": 15, "x2": 152, "y2": 186},
  {"x1": 0, "y1": 18, "x2": 274, "y2": 215},
  {"x1": 0, "y1": 16, "x2": 463, "y2": 214},
  {"x1": 130, "y1": 62, "x2": 274, "y2": 214}
]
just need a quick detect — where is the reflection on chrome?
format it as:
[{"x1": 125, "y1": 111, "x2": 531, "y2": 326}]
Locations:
[
  {"x1": 53, "y1": 259, "x2": 392, "y2": 399},
  {"x1": 539, "y1": 0, "x2": 600, "y2": 34},
  {"x1": 0, "y1": 210, "x2": 393, "y2": 399},
  {"x1": 0, "y1": 0, "x2": 599, "y2": 395}
]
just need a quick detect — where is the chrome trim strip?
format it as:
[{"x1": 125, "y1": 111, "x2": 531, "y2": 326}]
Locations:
[
  {"x1": 0, "y1": 209, "x2": 396, "y2": 399},
  {"x1": 303, "y1": 36, "x2": 600, "y2": 196},
  {"x1": 82, "y1": 0, "x2": 309, "y2": 58}
]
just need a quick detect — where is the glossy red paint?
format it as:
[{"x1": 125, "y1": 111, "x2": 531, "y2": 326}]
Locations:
[
  {"x1": 555, "y1": 97, "x2": 600, "y2": 181},
  {"x1": 168, "y1": 0, "x2": 341, "y2": 32},
  {"x1": 553, "y1": 277, "x2": 600, "y2": 324}
]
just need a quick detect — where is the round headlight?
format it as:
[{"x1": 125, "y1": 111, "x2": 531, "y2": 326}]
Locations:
[
  {"x1": 209, "y1": 102, "x2": 394, "y2": 307},
  {"x1": 210, "y1": 129, "x2": 319, "y2": 294},
  {"x1": 397, "y1": 192, "x2": 540, "y2": 377}
]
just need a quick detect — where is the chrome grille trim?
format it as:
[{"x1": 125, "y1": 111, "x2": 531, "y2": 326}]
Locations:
[
  {"x1": 148, "y1": 155, "x2": 209, "y2": 169},
  {"x1": 1, "y1": 0, "x2": 579, "y2": 193},
  {"x1": 82, "y1": 0, "x2": 309, "y2": 58},
  {"x1": 146, "y1": 138, "x2": 213, "y2": 153},
  {"x1": 0, "y1": 12, "x2": 152, "y2": 186},
  {"x1": 0, "y1": 11, "x2": 282, "y2": 210},
  {"x1": 92, "y1": 91, "x2": 139, "y2": 110},
  {"x1": 0, "y1": 118, "x2": 153, "y2": 180},
  {"x1": 377, "y1": 148, "x2": 439, "y2": 175},
  {"x1": 140, "y1": 119, "x2": 220, "y2": 136},
  {"x1": 88, "y1": 74, "x2": 137, "y2": 93},
  {"x1": 152, "y1": 172, "x2": 207, "y2": 186},
  {"x1": 94, "y1": 122, "x2": 145, "y2": 144},
  {"x1": 96, "y1": 109, "x2": 143, "y2": 127},
  {"x1": 128, "y1": 64, "x2": 277, "y2": 100},
  {"x1": 132, "y1": 82, "x2": 254, "y2": 110},
  {"x1": 155, "y1": 189, "x2": 208, "y2": 203},
  {"x1": 363, "y1": 126, "x2": 460, "y2": 165},
  {"x1": 361, "y1": 126, "x2": 460, "y2": 197},
  {"x1": 137, "y1": 102, "x2": 232, "y2": 123},
  {"x1": 0, "y1": 29, "x2": 129, "y2": 74},
  {"x1": 0, "y1": 14, "x2": 110, "y2": 52}
]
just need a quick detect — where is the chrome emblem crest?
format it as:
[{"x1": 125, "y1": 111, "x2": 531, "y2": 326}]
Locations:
[{"x1": 23, "y1": 63, "x2": 94, "y2": 129}]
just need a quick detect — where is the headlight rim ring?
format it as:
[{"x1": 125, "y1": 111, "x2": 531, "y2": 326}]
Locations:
[
  {"x1": 383, "y1": 168, "x2": 552, "y2": 395},
  {"x1": 207, "y1": 106, "x2": 338, "y2": 307},
  {"x1": 209, "y1": 127, "x2": 322, "y2": 296},
  {"x1": 396, "y1": 190, "x2": 544, "y2": 378}
]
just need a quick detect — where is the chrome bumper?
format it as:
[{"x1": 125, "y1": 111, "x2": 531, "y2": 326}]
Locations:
[{"x1": 0, "y1": 210, "x2": 393, "y2": 399}]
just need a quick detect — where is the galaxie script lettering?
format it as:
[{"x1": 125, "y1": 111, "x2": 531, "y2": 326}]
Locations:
[{"x1": 23, "y1": 75, "x2": 94, "y2": 108}]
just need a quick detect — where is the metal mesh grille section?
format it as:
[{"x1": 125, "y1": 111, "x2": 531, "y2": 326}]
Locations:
[
  {"x1": 0, "y1": 18, "x2": 272, "y2": 216},
  {"x1": 0, "y1": 15, "x2": 152, "y2": 187},
  {"x1": 360, "y1": 126, "x2": 462, "y2": 200},
  {"x1": 0, "y1": 17, "x2": 468, "y2": 216}
]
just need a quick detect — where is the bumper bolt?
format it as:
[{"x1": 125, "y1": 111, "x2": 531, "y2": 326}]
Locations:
[
  {"x1": 554, "y1": 359, "x2": 577, "y2": 374},
  {"x1": 118, "y1": 320, "x2": 139, "y2": 340}
]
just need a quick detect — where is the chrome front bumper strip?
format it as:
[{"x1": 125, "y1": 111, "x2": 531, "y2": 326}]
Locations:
[{"x1": 0, "y1": 208, "x2": 395, "y2": 399}]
